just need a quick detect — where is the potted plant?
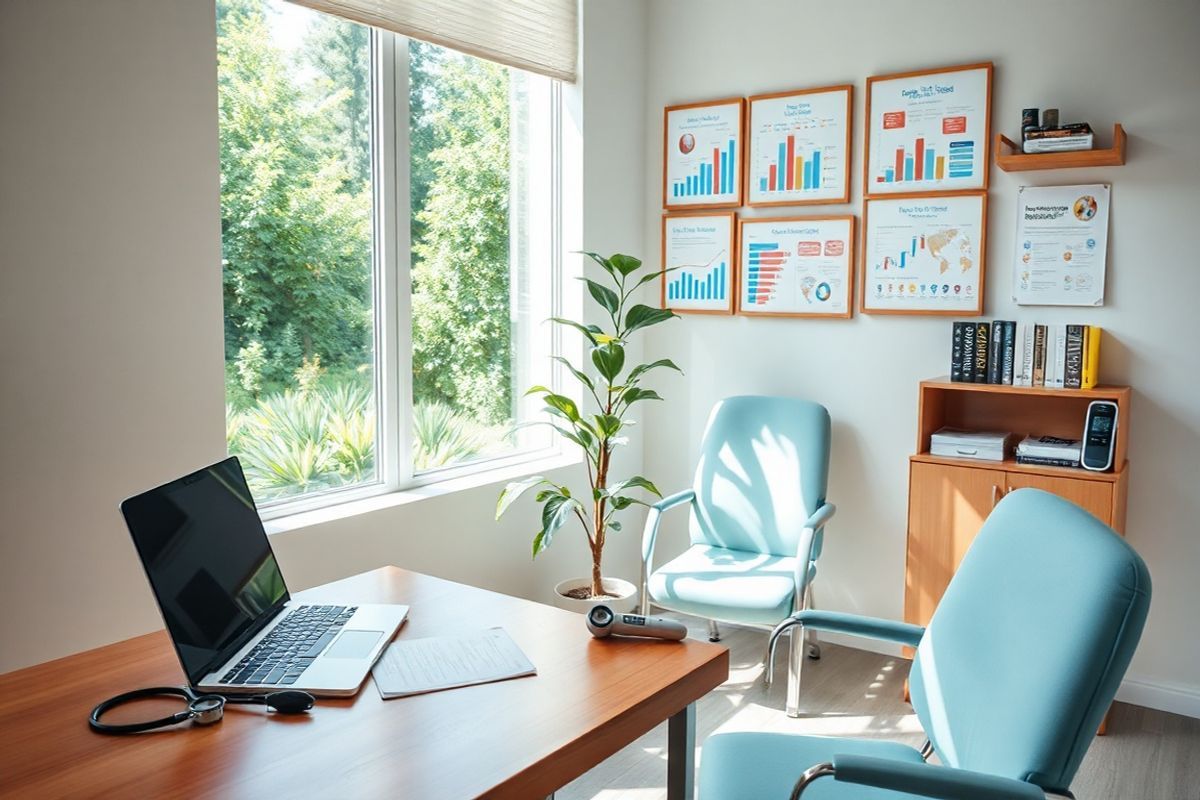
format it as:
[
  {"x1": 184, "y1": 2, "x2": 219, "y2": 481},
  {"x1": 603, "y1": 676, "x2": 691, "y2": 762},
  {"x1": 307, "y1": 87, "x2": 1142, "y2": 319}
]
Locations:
[{"x1": 496, "y1": 252, "x2": 681, "y2": 613}]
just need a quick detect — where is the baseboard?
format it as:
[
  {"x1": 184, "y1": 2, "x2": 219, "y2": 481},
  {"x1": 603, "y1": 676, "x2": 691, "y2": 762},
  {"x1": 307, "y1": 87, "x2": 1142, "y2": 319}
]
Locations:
[{"x1": 1116, "y1": 676, "x2": 1200, "y2": 720}]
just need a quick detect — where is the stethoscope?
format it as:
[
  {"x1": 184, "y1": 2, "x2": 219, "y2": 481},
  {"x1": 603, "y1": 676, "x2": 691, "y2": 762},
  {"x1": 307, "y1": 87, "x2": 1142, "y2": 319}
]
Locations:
[{"x1": 88, "y1": 685, "x2": 315, "y2": 734}]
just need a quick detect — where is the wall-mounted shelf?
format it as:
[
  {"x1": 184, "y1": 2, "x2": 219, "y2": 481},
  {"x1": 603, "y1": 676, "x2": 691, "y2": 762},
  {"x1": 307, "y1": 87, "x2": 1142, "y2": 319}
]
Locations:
[{"x1": 995, "y1": 123, "x2": 1126, "y2": 172}]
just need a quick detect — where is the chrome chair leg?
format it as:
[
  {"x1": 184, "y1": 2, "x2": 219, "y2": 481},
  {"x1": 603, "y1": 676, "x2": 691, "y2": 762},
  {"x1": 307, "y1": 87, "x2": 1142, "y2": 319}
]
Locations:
[
  {"x1": 707, "y1": 619, "x2": 721, "y2": 642},
  {"x1": 804, "y1": 584, "x2": 821, "y2": 661},
  {"x1": 920, "y1": 739, "x2": 934, "y2": 760},
  {"x1": 764, "y1": 616, "x2": 806, "y2": 717}
]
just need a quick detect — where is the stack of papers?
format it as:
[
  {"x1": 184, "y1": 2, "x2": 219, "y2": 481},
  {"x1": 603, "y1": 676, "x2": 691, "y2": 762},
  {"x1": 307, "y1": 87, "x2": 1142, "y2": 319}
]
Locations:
[
  {"x1": 1016, "y1": 435, "x2": 1081, "y2": 468},
  {"x1": 930, "y1": 428, "x2": 1014, "y2": 462},
  {"x1": 372, "y1": 627, "x2": 536, "y2": 699}
]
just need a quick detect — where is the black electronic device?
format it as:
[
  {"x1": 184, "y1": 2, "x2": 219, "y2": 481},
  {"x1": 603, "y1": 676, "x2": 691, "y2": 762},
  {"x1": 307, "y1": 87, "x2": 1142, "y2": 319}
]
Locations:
[
  {"x1": 1081, "y1": 400, "x2": 1118, "y2": 472},
  {"x1": 586, "y1": 605, "x2": 687, "y2": 640}
]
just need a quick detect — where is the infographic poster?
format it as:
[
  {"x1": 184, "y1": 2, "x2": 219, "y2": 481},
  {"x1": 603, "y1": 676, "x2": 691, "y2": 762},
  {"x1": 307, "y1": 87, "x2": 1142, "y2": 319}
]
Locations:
[
  {"x1": 866, "y1": 63, "x2": 991, "y2": 196},
  {"x1": 661, "y1": 212, "x2": 736, "y2": 314},
  {"x1": 738, "y1": 216, "x2": 854, "y2": 318},
  {"x1": 663, "y1": 98, "x2": 744, "y2": 209},
  {"x1": 747, "y1": 86, "x2": 852, "y2": 206},
  {"x1": 862, "y1": 193, "x2": 987, "y2": 314},
  {"x1": 1013, "y1": 184, "x2": 1110, "y2": 307}
]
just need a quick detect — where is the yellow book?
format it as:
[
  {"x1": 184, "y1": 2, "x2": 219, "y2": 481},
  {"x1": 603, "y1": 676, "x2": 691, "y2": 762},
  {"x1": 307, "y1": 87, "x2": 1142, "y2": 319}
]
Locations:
[{"x1": 1082, "y1": 326, "x2": 1102, "y2": 389}]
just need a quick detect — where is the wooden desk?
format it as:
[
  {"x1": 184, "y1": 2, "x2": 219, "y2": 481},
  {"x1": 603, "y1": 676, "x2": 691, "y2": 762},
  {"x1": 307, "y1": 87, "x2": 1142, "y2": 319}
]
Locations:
[{"x1": 0, "y1": 567, "x2": 728, "y2": 799}]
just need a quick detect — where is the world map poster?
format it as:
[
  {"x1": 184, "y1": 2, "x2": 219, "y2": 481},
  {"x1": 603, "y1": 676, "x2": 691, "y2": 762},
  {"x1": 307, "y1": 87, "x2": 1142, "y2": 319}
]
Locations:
[{"x1": 862, "y1": 193, "x2": 986, "y2": 314}]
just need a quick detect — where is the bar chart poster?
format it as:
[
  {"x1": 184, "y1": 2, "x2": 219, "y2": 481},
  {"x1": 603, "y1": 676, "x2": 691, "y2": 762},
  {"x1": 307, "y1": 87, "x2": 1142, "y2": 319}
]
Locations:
[
  {"x1": 862, "y1": 193, "x2": 987, "y2": 314},
  {"x1": 663, "y1": 98, "x2": 744, "y2": 209},
  {"x1": 738, "y1": 216, "x2": 854, "y2": 318},
  {"x1": 747, "y1": 86, "x2": 852, "y2": 206},
  {"x1": 865, "y1": 63, "x2": 992, "y2": 196},
  {"x1": 661, "y1": 212, "x2": 736, "y2": 314}
]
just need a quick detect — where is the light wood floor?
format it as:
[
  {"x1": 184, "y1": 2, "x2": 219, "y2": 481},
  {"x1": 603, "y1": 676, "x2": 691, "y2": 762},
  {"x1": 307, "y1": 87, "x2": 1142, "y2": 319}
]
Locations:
[{"x1": 558, "y1": 613, "x2": 1200, "y2": 800}]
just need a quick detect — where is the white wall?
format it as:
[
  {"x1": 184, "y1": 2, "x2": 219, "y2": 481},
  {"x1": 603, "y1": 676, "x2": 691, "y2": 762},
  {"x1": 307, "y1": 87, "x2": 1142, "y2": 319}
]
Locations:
[
  {"x1": 0, "y1": 0, "x2": 648, "y2": 674},
  {"x1": 639, "y1": 0, "x2": 1200, "y2": 716}
]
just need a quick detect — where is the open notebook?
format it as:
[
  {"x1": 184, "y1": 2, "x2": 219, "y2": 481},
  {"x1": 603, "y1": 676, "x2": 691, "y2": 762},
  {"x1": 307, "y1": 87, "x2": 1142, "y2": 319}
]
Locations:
[{"x1": 372, "y1": 627, "x2": 536, "y2": 699}]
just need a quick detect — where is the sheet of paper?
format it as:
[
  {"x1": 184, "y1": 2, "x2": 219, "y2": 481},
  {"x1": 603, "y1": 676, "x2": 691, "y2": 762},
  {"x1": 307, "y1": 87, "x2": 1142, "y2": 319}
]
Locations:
[
  {"x1": 372, "y1": 627, "x2": 536, "y2": 699},
  {"x1": 1013, "y1": 184, "x2": 1110, "y2": 306}
]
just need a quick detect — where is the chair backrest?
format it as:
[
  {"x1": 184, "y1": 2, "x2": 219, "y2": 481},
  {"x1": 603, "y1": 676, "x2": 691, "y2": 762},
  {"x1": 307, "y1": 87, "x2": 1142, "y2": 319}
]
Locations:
[
  {"x1": 909, "y1": 488, "x2": 1151, "y2": 794},
  {"x1": 688, "y1": 396, "x2": 830, "y2": 558}
]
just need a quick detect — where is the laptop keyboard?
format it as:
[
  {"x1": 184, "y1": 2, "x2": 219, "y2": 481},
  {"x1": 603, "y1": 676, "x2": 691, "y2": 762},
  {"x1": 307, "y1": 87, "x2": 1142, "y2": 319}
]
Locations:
[{"x1": 219, "y1": 604, "x2": 358, "y2": 686}]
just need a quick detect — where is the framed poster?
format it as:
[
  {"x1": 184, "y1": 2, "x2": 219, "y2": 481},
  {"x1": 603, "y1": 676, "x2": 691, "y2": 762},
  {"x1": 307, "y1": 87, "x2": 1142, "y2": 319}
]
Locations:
[
  {"x1": 746, "y1": 85, "x2": 853, "y2": 207},
  {"x1": 737, "y1": 215, "x2": 855, "y2": 318},
  {"x1": 861, "y1": 192, "x2": 987, "y2": 315},
  {"x1": 1013, "y1": 184, "x2": 1110, "y2": 306},
  {"x1": 663, "y1": 97, "x2": 745, "y2": 210},
  {"x1": 661, "y1": 211, "x2": 737, "y2": 315},
  {"x1": 865, "y1": 62, "x2": 992, "y2": 196}
]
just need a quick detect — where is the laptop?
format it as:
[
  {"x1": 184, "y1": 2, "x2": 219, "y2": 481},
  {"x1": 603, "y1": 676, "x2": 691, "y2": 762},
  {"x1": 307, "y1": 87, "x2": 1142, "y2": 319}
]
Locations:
[{"x1": 120, "y1": 456, "x2": 408, "y2": 697}]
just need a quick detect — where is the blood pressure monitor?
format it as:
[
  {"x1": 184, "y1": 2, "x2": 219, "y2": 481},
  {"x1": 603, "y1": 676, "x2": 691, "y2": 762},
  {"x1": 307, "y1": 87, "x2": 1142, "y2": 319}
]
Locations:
[{"x1": 1081, "y1": 400, "x2": 1118, "y2": 472}]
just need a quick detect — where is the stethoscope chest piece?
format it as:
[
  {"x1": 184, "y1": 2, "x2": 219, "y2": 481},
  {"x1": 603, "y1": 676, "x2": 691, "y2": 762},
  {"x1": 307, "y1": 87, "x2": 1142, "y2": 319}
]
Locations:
[{"x1": 189, "y1": 695, "x2": 226, "y2": 725}]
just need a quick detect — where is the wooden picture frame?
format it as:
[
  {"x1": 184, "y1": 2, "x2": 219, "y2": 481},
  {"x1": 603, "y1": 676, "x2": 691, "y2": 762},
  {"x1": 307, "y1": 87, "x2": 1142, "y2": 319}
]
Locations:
[
  {"x1": 663, "y1": 97, "x2": 745, "y2": 210},
  {"x1": 860, "y1": 191, "x2": 988, "y2": 316},
  {"x1": 661, "y1": 211, "x2": 738, "y2": 315},
  {"x1": 864, "y1": 62, "x2": 992, "y2": 198},
  {"x1": 736, "y1": 215, "x2": 855, "y2": 319},
  {"x1": 746, "y1": 84, "x2": 853, "y2": 207}
]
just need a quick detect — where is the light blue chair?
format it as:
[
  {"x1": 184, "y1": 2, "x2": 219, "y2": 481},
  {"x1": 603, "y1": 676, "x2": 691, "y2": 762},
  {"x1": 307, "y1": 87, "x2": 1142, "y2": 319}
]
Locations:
[
  {"x1": 699, "y1": 488, "x2": 1152, "y2": 800},
  {"x1": 640, "y1": 396, "x2": 836, "y2": 717}
]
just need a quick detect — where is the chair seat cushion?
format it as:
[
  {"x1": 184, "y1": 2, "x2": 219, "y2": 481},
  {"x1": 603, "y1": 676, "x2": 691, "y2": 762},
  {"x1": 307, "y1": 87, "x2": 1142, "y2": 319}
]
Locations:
[
  {"x1": 648, "y1": 545, "x2": 809, "y2": 626},
  {"x1": 700, "y1": 732, "x2": 927, "y2": 799}
]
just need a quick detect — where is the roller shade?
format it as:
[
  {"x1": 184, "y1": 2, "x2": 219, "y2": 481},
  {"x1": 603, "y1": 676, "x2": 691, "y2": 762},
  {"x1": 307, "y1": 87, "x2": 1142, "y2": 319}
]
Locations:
[{"x1": 288, "y1": 0, "x2": 578, "y2": 82}]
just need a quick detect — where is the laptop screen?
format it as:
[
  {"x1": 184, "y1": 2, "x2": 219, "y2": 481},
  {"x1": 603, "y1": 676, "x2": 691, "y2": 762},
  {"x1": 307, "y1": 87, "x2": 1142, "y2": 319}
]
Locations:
[{"x1": 120, "y1": 457, "x2": 289, "y2": 684}]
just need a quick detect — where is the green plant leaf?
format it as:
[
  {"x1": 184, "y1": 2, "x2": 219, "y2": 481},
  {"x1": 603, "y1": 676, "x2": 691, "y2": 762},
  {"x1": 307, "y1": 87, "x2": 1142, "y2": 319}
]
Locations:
[
  {"x1": 496, "y1": 475, "x2": 548, "y2": 519},
  {"x1": 624, "y1": 304, "x2": 678, "y2": 336},
  {"x1": 631, "y1": 266, "x2": 680, "y2": 291},
  {"x1": 532, "y1": 529, "x2": 548, "y2": 558},
  {"x1": 608, "y1": 520, "x2": 622, "y2": 532},
  {"x1": 593, "y1": 413, "x2": 623, "y2": 438},
  {"x1": 620, "y1": 387, "x2": 663, "y2": 406},
  {"x1": 609, "y1": 253, "x2": 643, "y2": 276},
  {"x1": 580, "y1": 251, "x2": 617, "y2": 279},
  {"x1": 536, "y1": 494, "x2": 578, "y2": 556},
  {"x1": 551, "y1": 356, "x2": 594, "y2": 391},
  {"x1": 627, "y1": 358, "x2": 684, "y2": 383},
  {"x1": 607, "y1": 475, "x2": 662, "y2": 497},
  {"x1": 591, "y1": 343, "x2": 625, "y2": 383},
  {"x1": 549, "y1": 317, "x2": 602, "y2": 346},
  {"x1": 581, "y1": 278, "x2": 620, "y2": 316},
  {"x1": 542, "y1": 392, "x2": 580, "y2": 421},
  {"x1": 524, "y1": 384, "x2": 552, "y2": 396}
]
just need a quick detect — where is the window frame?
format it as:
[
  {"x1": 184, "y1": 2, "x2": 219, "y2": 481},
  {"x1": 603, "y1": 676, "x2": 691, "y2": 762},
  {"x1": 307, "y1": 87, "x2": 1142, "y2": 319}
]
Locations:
[{"x1": 250, "y1": 25, "x2": 565, "y2": 521}]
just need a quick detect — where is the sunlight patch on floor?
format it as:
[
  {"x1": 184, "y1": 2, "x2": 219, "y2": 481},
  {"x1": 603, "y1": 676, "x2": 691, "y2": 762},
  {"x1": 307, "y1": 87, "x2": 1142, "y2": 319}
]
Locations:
[{"x1": 714, "y1": 702, "x2": 926, "y2": 738}]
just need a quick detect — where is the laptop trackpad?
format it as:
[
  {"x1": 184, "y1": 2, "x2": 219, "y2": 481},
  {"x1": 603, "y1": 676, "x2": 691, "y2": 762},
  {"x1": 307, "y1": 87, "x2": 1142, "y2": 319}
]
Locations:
[{"x1": 326, "y1": 630, "x2": 382, "y2": 658}]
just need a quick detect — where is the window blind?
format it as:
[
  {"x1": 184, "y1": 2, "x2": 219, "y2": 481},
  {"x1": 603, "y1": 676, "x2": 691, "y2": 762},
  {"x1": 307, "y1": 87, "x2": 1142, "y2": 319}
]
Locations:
[{"x1": 288, "y1": 0, "x2": 578, "y2": 83}]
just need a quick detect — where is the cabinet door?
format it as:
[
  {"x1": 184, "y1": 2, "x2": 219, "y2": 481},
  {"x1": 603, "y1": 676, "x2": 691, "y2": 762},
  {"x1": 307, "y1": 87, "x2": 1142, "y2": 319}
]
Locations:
[
  {"x1": 905, "y1": 461, "x2": 1007, "y2": 629},
  {"x1": 1003, "y1": 473, "x2": 1114, "y2": 527}
]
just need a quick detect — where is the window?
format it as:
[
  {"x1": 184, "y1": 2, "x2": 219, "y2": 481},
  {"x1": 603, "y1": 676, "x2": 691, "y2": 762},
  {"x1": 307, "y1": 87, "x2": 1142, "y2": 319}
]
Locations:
[{"x1": 218, "y1": 0, "x2": 560, "y2": 514}]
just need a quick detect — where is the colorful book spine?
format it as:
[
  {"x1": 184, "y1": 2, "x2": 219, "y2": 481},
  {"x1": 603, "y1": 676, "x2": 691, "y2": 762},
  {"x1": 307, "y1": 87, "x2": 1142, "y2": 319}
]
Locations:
[
  {"x1": 974, "y1": 322, "x2": 990, "y2": 383},
  {"x1": 951, "y1": 322, "x2": 966, "y2": 382},
  {"x1": 1001, "y1": 321, "x2": 1016, "y2": 385},
  {"x1": 1064, "y1": 325, "x2": 1085, "y2": 389},
  {"x1": 961, "y1": 322, "x2": 977, "y2": 383},
  {"x1": 1016, "y1": 455, "x2": 1082, "y2": 468},
  {"x1": 986, "y1": 322, "x2": 1003, "y2": 384},
  {"x1": 1082, "y1": 326, "x2": 1102, "y2": 389},
  {"x1": 1032, "y1": 324, "x2": 1046, "y2": 386}
]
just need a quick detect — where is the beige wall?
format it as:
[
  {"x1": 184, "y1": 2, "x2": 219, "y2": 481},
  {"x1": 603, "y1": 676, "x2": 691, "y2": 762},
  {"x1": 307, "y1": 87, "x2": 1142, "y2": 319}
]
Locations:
[
  {"x1": 639, "y1": 0, "x2": 1200, "y2": 716},
  {"x1": 0, "y1": 0, "x2": 649, "y2": 673}
]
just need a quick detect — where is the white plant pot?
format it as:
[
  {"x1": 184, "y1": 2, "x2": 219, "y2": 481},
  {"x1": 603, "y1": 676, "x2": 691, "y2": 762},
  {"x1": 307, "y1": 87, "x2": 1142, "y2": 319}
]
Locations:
[{"x1": 552, "y1": 576, "x2": 638, "y2": 614}]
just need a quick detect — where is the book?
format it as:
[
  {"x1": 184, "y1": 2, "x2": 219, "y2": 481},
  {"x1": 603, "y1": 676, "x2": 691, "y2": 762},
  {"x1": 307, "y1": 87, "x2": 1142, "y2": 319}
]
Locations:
[
  {"x1": 1082, "y1": 325, "x2": 1102, "y2": 389},
  {"x1": 1022, "y1": 134, "x2": 1094, "y2": 153},
  {"x1": 950, "y1": 322, "x2": 966, "y2": 382},
  {"x1": 1051, "y1": 324, "x2": 1067, "y2": 389},
  {"x1": 1064, "y1": 325, "x2": 1085, "y2": 389},
  {"x1": 986, "y1": 321, "x2": 1003, "y2": 384},
  {"x1": 1015, "y1": 454, "x2": 1083, "y2": 468},
  {"x1": 1001, "y1": 321, "x2": 1015, "y2": 385},
  {"x1": 1032, "y1": 324, "x2": 1046, "y2": 386},
  {"x1": 1017, "y1": 434, "x2": 1082, "y2": 460},
  {"x1": 973, "y1": 322, "x2": 990, "y2": 383},
  {"x1": 961, "y1": 322, "x2": 977, "y2": 383},
  {"x1": 1018, "y1": 323, "x2": 1035, "y2": 386}
]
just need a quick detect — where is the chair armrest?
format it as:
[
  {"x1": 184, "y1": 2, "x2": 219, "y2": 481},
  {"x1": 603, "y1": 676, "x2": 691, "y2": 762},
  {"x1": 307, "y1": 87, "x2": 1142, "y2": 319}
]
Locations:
[
  {"x1": 802, "y1": 502, "x2": 836, "y2": 533},
  {"x1": 775, "y1": 610, "x2": 925, "y2": 648},
  {"x1": 792, "y1": 502, "x2": 837, "y2": 597},
  {"x1": 640, "y1": 489, "x2": 695, "y2": 565},
  {"x1": 791, "y1": 756, "x2": 1047, "y2": 800}
]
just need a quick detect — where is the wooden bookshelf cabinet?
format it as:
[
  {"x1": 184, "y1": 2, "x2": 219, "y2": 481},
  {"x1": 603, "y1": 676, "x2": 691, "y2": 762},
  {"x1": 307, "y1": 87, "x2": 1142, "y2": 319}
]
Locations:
[{"x1": 904, "y1": 378, "x2": 1131, "y2": 635}]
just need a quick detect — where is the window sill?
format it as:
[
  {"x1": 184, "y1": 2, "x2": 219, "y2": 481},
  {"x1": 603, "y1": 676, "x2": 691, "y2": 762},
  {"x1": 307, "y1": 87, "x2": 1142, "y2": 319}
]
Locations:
[{"x1": 263, "y1": 451, "x2": 583, "y2": 536}]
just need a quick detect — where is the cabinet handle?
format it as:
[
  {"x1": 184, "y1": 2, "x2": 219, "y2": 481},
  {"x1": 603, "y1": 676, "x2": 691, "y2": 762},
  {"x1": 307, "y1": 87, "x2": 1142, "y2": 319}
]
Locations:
[{"x1": 992, "y1": 484, "x2": 1003, "y2": 507}]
